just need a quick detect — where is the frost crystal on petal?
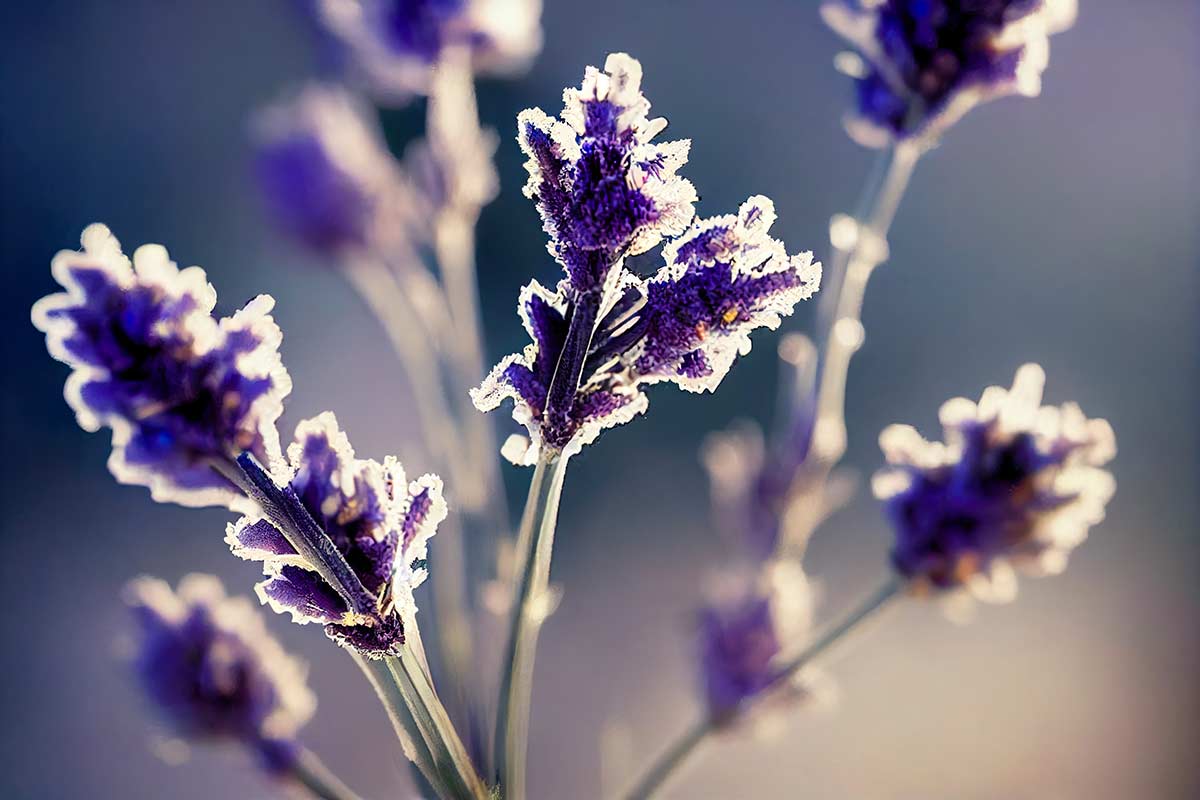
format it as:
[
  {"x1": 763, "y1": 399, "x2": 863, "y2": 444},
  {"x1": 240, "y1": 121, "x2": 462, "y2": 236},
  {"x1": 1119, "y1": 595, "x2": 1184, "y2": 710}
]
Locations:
[
  {"x1": 474, "y1": 187, "x2": 820, "y2": 464},
  {"x1": 226, "y1": 412, "x2": 446, "y2": 657},
  {"x1": 125, "y1": 574, "x2": 315, "y2": 773},
  {"x1": 873, "y1": 364, "x2": 1116, "y2": 604},
  {"x1": 309, "y1": 0, "x2": 542, "y2": 103},
  {"x1": 31, "y1": 226, "x2": 291, "y2": 510},
  {"x1": 822, "y1": 0, "x2": 1077, "y2": 146}
]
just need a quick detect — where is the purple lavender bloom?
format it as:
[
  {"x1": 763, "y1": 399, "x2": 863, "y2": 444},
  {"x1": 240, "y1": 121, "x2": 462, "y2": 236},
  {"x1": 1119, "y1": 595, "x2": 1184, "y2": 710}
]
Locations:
[
  {"x1": 475, "y1": 186, "x2": 820, "y2": 464},
  {"x1": 822, "y1": 0, "x2": 1077, "y2": 146},
  {"x1": 308, "y1": 0, "x2": 542, "y2": 103},
  {"x1": 516, "y1": 53, "x2": 696, "y2": 294},
  {"x1": 126, "y1": 574, "x2": 315, "y2": 773},
  {"x1": 698, "y1": 562, "x2": 822, "y2": 723},
  {"x1": 873, "y1": 364, "x2": 1116, "y2": 604},
  {"x1": 32, "y1": 226, "x2": 291, "y2": 510},
  {"x1": 227, "y1": 413, "x2": 445, "y2": 657},
  {"x1": 252, "y1": 84, "x2": 418, "y2": 255}
]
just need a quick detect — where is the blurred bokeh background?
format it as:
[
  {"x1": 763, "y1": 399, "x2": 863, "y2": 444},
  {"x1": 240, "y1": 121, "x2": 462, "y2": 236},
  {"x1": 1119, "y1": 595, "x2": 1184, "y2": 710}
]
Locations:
[{"x1": 2, "y1": 1, "x2": 1197, "y2": 797}]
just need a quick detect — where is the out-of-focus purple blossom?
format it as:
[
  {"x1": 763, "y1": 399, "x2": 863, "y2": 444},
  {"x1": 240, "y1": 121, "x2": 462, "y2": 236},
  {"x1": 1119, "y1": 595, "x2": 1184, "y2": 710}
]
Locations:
[
  {"x1": 227, "y1": 413, "x2": 445, "y2": 657},
  {"x1": 873, "y1": 364, "x2": 1116, "y2": 604},
  {"x1": 308, "y1": 0, "x2": 542, "y2": 103},
  {"x1": 703, "y1": 335, "x2": 822, "y2": 562},
  {"x1": 126, "y1": 574, "x2": 315, "y2": 773},
  {"x1": 252, "y1": 84, "x2": 420, "y2": 254},
  {"x1": 822, "y1": 0, "x2": 1077, "y2": 146},
  {"x1": 31, "y1": 226, "x2": 291, "y2": 510},
  {"x1": 475, "y1": 185, "x2": 820, "y2": 465},
  {"x1": 698, "y1": 561, "x2": 823, "y2": 723}
]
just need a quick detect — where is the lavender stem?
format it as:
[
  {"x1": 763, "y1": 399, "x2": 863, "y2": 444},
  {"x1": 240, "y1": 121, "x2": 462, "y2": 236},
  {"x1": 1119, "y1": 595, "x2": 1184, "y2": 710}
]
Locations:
[
  {"x1": 494, "y1": 453, "x2": 571, "y2": 799},
  {"x1": 622, "y1": 577, "x2": 904, "y2": 800},
  {"x1": 291, "y1": 747, "x2": 365, "y2": 800}
]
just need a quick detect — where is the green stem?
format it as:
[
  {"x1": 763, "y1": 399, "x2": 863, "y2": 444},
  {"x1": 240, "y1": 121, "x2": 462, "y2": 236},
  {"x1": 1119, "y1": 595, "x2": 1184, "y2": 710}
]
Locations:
[
  {"x1": 352, "y1": 650, "x2": 489, "y2": 800},
  {"x1": 493, "y1": 453, "x2": 571, "y2": 799},
  {"x1": 622, "y1": 578, "x2": 904, "y2": 800},
  {"x1": 290, "y1": 747, "x2": 364, "y2": 800}
]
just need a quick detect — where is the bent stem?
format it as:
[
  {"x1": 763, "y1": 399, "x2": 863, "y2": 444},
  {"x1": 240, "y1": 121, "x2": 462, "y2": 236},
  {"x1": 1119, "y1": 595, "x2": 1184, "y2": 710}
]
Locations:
[
  {"x1": 622, "y1": 577, "x2": 904, "y2": 800},
  {"x1": 290, "y1": 747, "x2": 364, "y2": 800},
  {"x1": 493, "y1": 453, "x2": 571, "y2": 799}
]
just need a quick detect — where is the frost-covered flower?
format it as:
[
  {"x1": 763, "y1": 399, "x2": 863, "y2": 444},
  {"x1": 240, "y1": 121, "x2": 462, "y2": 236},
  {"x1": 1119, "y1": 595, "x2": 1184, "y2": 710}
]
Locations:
[
  {"x1": 698, "y1": 561, "x2": 822, "y2": 723},
  {"x1": 252, "y1": 83, "x2": 419, "y2": 254},
  {"x1": 872, "y1": 364, "x2": 1116, "y2": 602},
  {"x1": 308, "y1": 0, "x2": 542, "y2": 102},
  {"x1": 822, "y1": 0, "x2": 1078, "y2": 146},
  {"x1": 32, "y1": 225, "x2": 291, "y2": 510},
  {"x1": 126, "y1": 574, "x2": 315, "y2": 773},
  {"x1": 478, "y1": 196, "x2": 819, "y2": 464},
  {"x1": 227, "y1": 413, "x2": 445, "y2": 657},
  {"x1": 516, "y1": 53, "x2": 697, "y2": 294}
]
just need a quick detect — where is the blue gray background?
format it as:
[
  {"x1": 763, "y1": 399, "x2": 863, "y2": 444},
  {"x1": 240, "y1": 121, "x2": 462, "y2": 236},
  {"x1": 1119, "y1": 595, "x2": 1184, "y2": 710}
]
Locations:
[{"x1": 1, "y1": 1, "x2": 1197, "y2": 798}]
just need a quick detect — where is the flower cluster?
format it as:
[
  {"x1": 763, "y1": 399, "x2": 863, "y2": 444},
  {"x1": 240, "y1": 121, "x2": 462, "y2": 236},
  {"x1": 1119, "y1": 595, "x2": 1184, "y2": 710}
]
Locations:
[
  {"x1": 698, "y1": 561, "x2": 822, "y2": 723},
  {"x1": 822, "y1": 0, "x2": 1078, "y2": 145},
  {"x1": 873, "y1": 364, "x2": 1116, "y2": 602},
  {"x1": 126, "y1": 574, "x2": 315, "y2": 773},
  {"x1": 252, "y1": 83, "x2": 417, "y2": 255},
  {"x1": 228, "y1": 413, "x2": 445, "y2": 657},
  {"x1": 473, "y1": 55, "x2": 820, "y2": 464},
  {"x1": 31, "y1": 225, "x2": 291, "y2": 510},
  {"x1": 308, "y1": 0, "x2": 542, "y2": 102}
]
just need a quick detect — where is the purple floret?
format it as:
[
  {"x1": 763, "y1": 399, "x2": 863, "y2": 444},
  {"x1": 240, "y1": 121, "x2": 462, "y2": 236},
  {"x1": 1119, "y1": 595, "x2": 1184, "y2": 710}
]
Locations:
[
  {"x1": 126, "y1": 575, "x2": 314, "y2": 774},
  {"x1": 699, "y1": 593, "x2": 782, "y2": 720},
  {"x1": 32, "y1": 226, "x2": 290, "y2": 509}
]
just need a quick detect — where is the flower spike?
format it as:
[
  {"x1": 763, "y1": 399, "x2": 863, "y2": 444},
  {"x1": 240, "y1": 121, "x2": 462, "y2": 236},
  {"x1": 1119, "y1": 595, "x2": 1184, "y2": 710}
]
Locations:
[
  {"x1": 227, "y1": 412, "x2": 445, "y2": 658},
  {"x1": 32, "y1": 225, "x2": 291, "y2": 510},
  {"x1": 873, "y1": 364, "x2": 1116, "y2": 606},
  {"x1": 126, "y1": 574, "x2": 316, "y2": 773},
  {"x1": 823, "y1": 0, "x2": 1078, "y2": 146}
]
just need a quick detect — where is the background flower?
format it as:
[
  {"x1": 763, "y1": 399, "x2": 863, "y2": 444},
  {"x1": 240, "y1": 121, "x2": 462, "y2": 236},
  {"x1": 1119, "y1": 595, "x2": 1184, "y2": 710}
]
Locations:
[
  {"x1": 873, "y1": 364, "x2": 1116, "y2": 604},
  {"x1": 125, "y1": 574, "x2": 316, "y2": 773}
]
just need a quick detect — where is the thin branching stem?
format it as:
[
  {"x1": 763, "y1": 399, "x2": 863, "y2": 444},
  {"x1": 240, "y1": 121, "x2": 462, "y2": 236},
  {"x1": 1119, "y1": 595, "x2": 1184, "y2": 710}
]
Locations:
[
  {"x1": 290, "y1": 747, "x2": 365, "y2": 800},
  {"x1": 621, "y1": 577, "x2": 905, "y2": 800},
  {"x1": 493, "y1": 453, "x2": 571, "y2": 799}
]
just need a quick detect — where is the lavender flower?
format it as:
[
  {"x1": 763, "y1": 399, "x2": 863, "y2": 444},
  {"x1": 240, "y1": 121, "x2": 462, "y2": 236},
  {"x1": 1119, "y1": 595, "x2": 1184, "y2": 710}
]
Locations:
[
  {"x1": 252, "y1": 84, "x2": 418, "y2": 254},
  {"x1": 473, "y1": 55, "x2": 820, "y2": 464},
  {"x1": 309, "y1": 0, "x2": 542, "y2": 102},
  {"x1": 31, "y1": 225, "x2": 291, "y2": 510},
  {"x1": 699, "y1": 562, "x2": 822, "y2": 723},
  {"x1": 872, "y1": 364, "x2": 1116, "y2": 603},
  {"x1": 227, "y1": 412, "x2": 445, "y2": 657},
  {"x1": 822, "y1": 0, "x2": 1078, "y2": 146},
  {"x1": 126, "y1": 574, "x2": 316, "y2": 773}
]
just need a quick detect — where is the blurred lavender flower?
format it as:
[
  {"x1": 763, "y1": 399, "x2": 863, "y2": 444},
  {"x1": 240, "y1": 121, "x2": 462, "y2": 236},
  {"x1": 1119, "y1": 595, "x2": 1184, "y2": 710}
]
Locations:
[
  {"x1": 822, "y1": 0, "x2": 1078, "y2": 146},
  {"x1": 473, "y1": 55, "x2": 820, "y2": 464},
  {"x1": 126, "y1": 574, "x2": 315, "y2": 773},
  {"x1": 699, "y1": 561, "x2": 824, "y2": 724},
  {"x1": 227, "y1": 412, "x2": 445, "y2": 657},
  {"x1": 252, "y1": 83, "x2": 419, "y2": 255},
  {"x1": 873, "y1": 364, "x2": 1116, "y2": 604},
  {"x1": 308, "y1": 0, "x2": 542, "y2": 103},
  {"x1": 31, "y1": 225, "x2": 291, "y2": 510}
]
